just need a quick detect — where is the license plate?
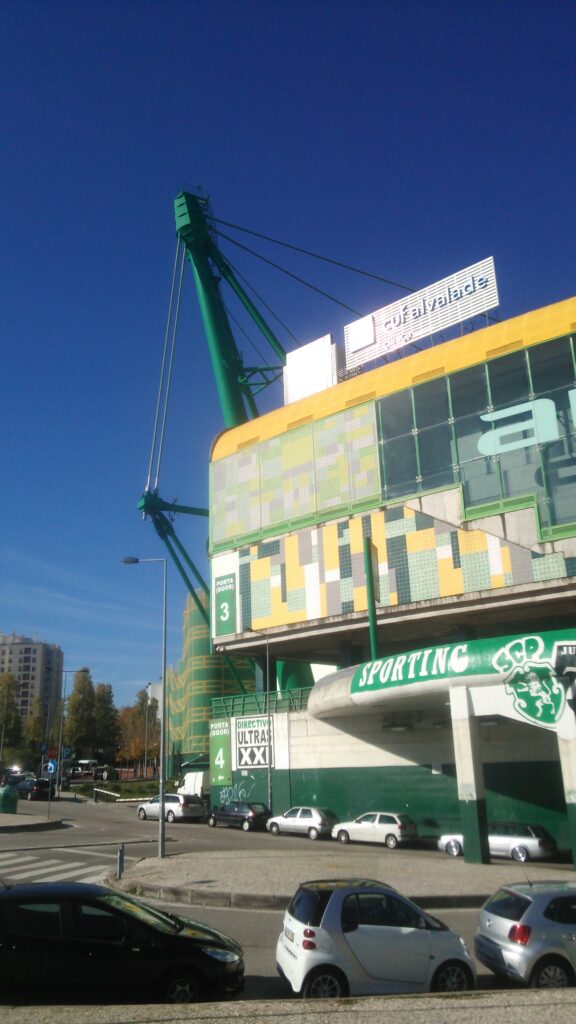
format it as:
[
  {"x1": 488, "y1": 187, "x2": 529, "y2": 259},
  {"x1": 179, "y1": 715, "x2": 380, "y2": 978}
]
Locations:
[{"x1": 284, "y1": 926, "x2": 294, "y2": 942}]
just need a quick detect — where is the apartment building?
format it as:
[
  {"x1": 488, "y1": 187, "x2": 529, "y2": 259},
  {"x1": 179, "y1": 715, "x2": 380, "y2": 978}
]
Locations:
[{"x1": 0, "y1": 633, "x2": 63, "y2": 723}]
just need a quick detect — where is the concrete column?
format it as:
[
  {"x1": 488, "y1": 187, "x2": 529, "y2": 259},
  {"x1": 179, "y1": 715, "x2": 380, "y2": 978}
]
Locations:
[
  {"x1": 449, "y1": 686, "x2": 490, "y2": 864},
  {"x1": 557, "y1": 713, "x2": 576, "y2": 866}
]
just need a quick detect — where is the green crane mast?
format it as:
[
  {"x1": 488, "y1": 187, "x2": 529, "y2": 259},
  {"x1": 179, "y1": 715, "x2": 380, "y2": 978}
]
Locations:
[{"x1": 141, "y1": 191, "x2": 311, "y2": 692}]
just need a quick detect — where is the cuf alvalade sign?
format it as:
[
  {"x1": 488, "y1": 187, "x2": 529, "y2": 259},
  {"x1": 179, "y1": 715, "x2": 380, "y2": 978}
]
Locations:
[
  {"x1": 344, "y1": 256, "x2": 499, "y2": 370},
  {"x1": 350, "y1": 630, "x2": 576, "y2": 730}
]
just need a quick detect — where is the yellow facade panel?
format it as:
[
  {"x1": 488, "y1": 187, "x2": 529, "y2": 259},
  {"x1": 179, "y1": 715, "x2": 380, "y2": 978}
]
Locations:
[
  {"x1": 285, "y1": 535, "x2": 304, "y2": 590},
  {"x1": 322, "y1": 523, "x2": 340, "y2": 572},
  {"x1": 353, "y1": 585, "x2": 367, "y2": 612},
  {"x1": 250, "y1": 557, "x2": 271, "y2": 582},
  {"x1": 212, "y1": 296, "x2": 576, "y2": 461},
  {"x1": 406, "y1": 527, "x2": 436, "y2": 553},
  {"x1": 348, "y1": 517, "x2": 365, "y2": 554},
  {"x1": 501, "y1": 547, "x2": 512, "y2": 574},
  {"x1": 438, "y1": 559, "x2": 464, "y2": 596},
  {"x1": 458, "y1": 530, "x2": 488, "y2": 554},
  {"x1": 491, "y1": 574, "x2": 506, "y2": 589}
]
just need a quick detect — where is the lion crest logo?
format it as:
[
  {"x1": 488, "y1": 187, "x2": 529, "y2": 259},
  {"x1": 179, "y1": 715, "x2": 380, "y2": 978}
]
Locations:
[{"x1": 492, "y1": 635, "x2": 565, "y2": 728}]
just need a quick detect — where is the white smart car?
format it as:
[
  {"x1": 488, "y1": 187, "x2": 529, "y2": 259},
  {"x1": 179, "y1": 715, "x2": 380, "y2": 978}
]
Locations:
[{"x1": 276, "y1": 878, "x2": 475, "y2": 997}]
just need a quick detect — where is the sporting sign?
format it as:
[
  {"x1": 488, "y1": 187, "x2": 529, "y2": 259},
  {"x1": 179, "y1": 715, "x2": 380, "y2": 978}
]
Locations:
[
  {"x1": 235, "y1": 715, "x2": 274, "y2": 768},
  {"x1": 344, "y1": 257, "x2": 499, "y2": 370}
]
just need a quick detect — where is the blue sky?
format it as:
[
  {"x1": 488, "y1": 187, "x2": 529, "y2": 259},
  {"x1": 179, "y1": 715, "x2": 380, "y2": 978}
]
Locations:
[{"x1": 2, "y1": 1, "x2": 576, "y2": 708}]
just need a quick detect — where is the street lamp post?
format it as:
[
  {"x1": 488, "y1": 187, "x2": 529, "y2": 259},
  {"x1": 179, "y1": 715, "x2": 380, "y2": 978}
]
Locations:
[{"x1": 122, "y1": 556, "x2": 167, "y2": 859}]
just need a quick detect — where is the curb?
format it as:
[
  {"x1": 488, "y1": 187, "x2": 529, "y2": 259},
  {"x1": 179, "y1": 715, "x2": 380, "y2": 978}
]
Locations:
[
  {"x1": 0, "y1": 817, "x2": 67, "y2": 833},
  {"x1": 108, "y1": 874, "x2": 487, "y2": 911}
]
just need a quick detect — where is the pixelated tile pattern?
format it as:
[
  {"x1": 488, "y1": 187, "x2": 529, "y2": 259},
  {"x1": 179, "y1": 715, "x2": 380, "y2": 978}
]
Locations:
[{"x1": 236, "y1": 504, "x2": 570, "y2": 631}]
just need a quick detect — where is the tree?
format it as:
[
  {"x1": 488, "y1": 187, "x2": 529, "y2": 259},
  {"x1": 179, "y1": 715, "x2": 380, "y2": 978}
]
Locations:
[
  {"x1": 0, "y1": 672, "x2": 22, "y2": 756},
  {"x1": 65, "y1": 668, "x2": 95, "y2": 757},
  {"x1": 24, "y1": 695, "x2": 46, "y2": 764},
  {"x1": 118, "y1": 689, "x2": 159, "y2": 766},
  {"x1": 93, "y1": 683, "x2": 120, "y2": 763}
]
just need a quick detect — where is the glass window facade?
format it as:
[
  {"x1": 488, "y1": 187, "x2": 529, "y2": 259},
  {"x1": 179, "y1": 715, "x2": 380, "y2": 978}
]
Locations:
[{"x1": 210, "y1": 335, "x2": 576, "y2": 549}]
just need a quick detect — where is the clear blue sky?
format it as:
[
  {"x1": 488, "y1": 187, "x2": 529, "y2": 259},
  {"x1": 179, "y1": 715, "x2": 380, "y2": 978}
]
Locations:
[{"x1": 2, "y1": 1, "x2": 576, "y2": 708}]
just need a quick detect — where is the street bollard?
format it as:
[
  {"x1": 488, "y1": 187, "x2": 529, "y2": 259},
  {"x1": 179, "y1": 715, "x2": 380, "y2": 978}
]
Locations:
[{"x1": 116, "y1": 843, "x2": 125, "y2": 880}]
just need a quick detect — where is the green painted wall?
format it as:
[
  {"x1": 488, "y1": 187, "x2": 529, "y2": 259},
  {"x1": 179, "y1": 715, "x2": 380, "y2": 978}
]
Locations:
[{"x1": 213, "y1": 760, "x2": 570, "y2": 850}]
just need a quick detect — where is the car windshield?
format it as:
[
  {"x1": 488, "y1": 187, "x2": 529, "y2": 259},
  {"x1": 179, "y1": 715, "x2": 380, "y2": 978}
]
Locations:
[
  {"x1": 249, "y1": 803, "x2": 268, "y2": 813},
  {"x1": 100, "y1": 893, "x2": 182, "y2": 934}
]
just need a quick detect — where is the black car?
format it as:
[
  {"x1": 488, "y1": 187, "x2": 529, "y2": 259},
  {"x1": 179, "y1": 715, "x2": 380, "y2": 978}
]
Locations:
[
  {"x1": 16, "y1": 777, "x2": 56, "y2": 801},
  {"x1": 207, "y1": 800, "x2": 271, "y2": 831},
  {"x1": 0, "y1": 882, "x2": 244, "y2": 1003}
]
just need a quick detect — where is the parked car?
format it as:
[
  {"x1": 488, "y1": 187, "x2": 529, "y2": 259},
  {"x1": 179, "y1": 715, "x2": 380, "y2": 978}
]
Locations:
[
  {"x1": 1, "y1": 771, "x2": 35, "y2": 788},
  {"x1": 0, "y1": 881, "x2": 244, "y2": 1002},
  {"x1": 207, "y1": 801, "x2": 270, "y2": 831},
  {"x1": 137, "y1": 793, "x2": 204, "y2": 823},
  {"x1": 331, "y1": 811, "x2": 418, "y2": 848},
  {"x1": 475, "y1": 881, "x2": 576, "y2": 988},
  {"x1": 267, "y1": 806, "x2": 337, "y2": 840},
  {"x1": 276, "y1": 877, "x2": 475, "y2": 997},
  {"x1": 16, "y1": 777, "x2": 56, "y2": 801},
  {"x1": 92, "y1": 765, "x2": 118, "y2": 781},
  {"x1": 437, "y1": 822, "x2": 557, "y2": 862}
]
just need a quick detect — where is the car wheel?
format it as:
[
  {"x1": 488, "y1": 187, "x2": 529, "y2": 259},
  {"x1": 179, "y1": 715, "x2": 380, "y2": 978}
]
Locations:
[
  {"x1": 166, "y1": 810, "x2": 176, "y2": 823},
  {"x1": 445, "y1": 839, "x2": 462, "y2": 857},
  {"x1": 207, "y1": 815, "x2": 216, "y2": 827},
  {"x1": 163, "y1": 969, "x2": 204, "y2": 1003},
  {"x1": 308, "y1": 826, "x2": 319, "y2": 840},
  {"x1": 270, "y1": 822, "x2": 280, "y2": 835},
  {"x1": 511, "y1": 845, "x2": 529, "y2": 862},
  {"x1": 432, "y1": 960, "x2": 474, "y2": 992},
  {"x1": 138, "y1": 807, "x2": 147, "y2": 820},
  {"x1": 530, "y1": 956, "x2": 574, "y2": 988},
  {"x1": 385, "y1": 833, "x2": 398, "y2": 849},
  {"x1": 303, "y1": 966, "x2": 347, "y2": 999},
  {"x1": 242, "y1": 819, "x2": 251, "y2": 831},
  {"x1": 337, "y1": 829, "x2": 349, "y2": 844}
]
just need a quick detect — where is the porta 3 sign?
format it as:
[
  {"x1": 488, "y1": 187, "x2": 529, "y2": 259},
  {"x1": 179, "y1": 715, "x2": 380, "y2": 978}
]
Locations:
[
  {"x1": 345, "y1": 256, "x2": 498, "y2": 370},
  {"x1": 235, "y1": 716, "x2": 274, "y2": 768}
]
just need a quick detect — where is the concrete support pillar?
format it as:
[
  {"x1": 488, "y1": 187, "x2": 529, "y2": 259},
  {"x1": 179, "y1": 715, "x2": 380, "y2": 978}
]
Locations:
[
  {"x1": 557, "y1": 729, "x2": 576, "y2": 867},
  {"x1": 449, "y1": 686, "x2": 490, "y2": 864}
]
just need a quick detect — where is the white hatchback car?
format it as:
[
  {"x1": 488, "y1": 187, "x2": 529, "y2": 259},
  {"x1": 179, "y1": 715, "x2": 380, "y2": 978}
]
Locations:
[
  {"x1": 331, "y1": 811, "x2": 418, "y2": 848},
  {"x1": 266, "y1": 806, "x2": 337, "y2": 840},
  {"x1": 276, "y1": 878, "x2": 475, "y2": 997}
]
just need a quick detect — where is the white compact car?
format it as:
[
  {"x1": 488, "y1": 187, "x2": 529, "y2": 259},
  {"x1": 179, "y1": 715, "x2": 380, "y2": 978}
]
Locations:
[
  {"x1": 331, "y1": 811, "x2": 418, "y2": 848},
  {"x1": 266, "y1": 806, "x2": 337, "y2": 840},
  {"x1": 276, "y1": 878, "x2": 475, "y2": 997}
]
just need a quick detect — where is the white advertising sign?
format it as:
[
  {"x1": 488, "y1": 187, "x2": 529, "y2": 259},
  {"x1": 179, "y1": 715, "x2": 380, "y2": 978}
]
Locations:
[{"x1": 344, "y1": 257, "x2": 498, "y2": 370}]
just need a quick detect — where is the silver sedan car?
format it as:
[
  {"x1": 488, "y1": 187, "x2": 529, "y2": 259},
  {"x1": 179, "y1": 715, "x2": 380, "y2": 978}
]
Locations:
[
  {"x1": 266, "y1": 806, "x2": 337, "y2": 840},
  {"x1": 137, "y1": 793, "x2": 204, "y2": 823},
  {"x1": 437, "y1": 822, "x2": 557, "y2": 862}
]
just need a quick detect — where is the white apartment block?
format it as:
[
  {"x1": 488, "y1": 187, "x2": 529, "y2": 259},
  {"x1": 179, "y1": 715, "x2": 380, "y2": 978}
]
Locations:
[{"x1": 0, "y1": 633, "x2": 63, "y2": 723}]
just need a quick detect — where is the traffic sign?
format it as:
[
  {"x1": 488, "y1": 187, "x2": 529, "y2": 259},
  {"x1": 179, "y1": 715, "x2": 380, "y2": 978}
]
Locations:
[{"x1": 46, "y1": 760, "x2": 57, "y2": 774}]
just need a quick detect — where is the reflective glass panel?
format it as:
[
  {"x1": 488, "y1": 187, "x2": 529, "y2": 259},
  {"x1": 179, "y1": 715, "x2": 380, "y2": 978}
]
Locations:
[
  {"x1": 460, "y1": 456, "x2": 502, "y2": 507},
  {"x1": 449, "y1": 364, "x2": 488, "y2": 418},
  {"x1": 499, "y1": 445, "x2": 544, "y2": 501},
  {"x1": 540, "y1": 432, "x2": 576, "y2": 526},
  {"x1": 382, "y1": 434, "x2": 418, "y2": 497},
  {"x1": 489, "y1": 351, "x2": 530, "y2": 408},
  {"x1": 417, "y1": 423, "x2": 457, "y2": 489},
  {"x1": 378, "y1": 390, "x2": 414, "y2": 439},
  {"x1": 413, "y1": 378, "x2": 450, "y2": 429},
  {"x1": 454, "y1": 411, "x2": 487, "y2": 463},
  {"x1": 529, "y1": 337, "x2": 575, "y2": 394}
]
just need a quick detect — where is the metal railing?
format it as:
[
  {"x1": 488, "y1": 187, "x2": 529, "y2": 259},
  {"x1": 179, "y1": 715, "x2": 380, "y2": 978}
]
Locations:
[{"x1": 211, "y1": 687, "x2": 312, "y2": 719}]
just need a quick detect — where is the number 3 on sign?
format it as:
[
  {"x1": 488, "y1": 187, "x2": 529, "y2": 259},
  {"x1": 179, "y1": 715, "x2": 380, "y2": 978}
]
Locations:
[{"x1": 219, "y1": 601, "x2": 229, "y2": 622}]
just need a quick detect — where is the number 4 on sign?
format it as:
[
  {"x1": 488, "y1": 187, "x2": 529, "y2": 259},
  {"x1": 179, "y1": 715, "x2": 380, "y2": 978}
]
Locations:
[{"x1": 215, "y1": 747, "x2": 226, "y2": 769}]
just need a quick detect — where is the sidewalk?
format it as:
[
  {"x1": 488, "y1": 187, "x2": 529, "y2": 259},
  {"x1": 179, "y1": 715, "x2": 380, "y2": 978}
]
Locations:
[{"x1": 112, "y1": 842, "x2": 575, "y2": 910}]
